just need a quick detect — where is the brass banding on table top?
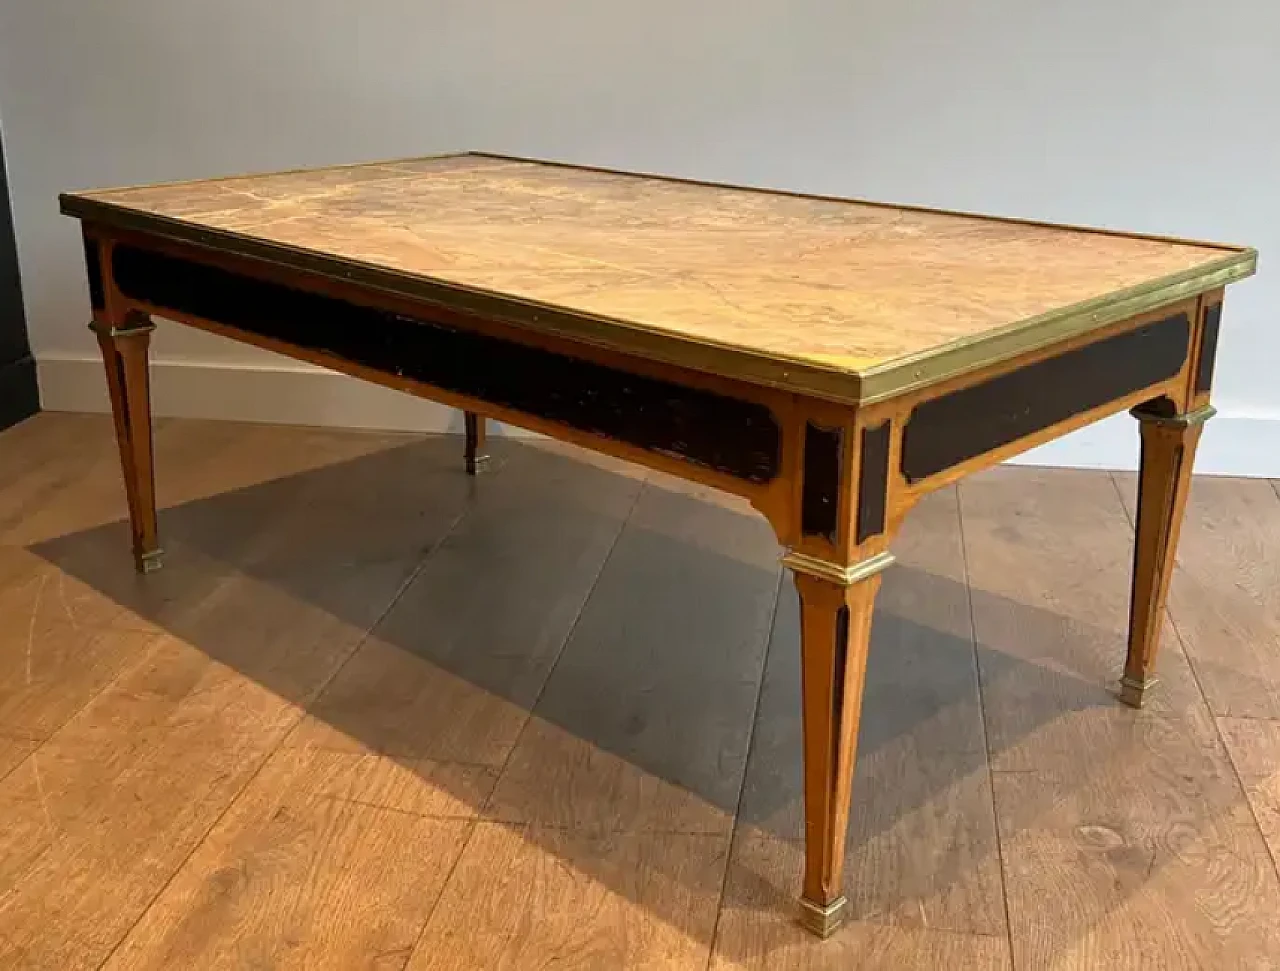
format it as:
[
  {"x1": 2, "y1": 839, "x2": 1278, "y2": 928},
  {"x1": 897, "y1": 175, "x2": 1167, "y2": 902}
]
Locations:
[{"x1": 61, "y1": 153, "x2": 1254, "y2": 404}]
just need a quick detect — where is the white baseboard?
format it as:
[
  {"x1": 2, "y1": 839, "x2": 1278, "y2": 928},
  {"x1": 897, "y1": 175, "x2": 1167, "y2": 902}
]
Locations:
[
  {"x1": 1006, "y1": 409, "x2": 1280, "y2": 477},
  {"x1": 37, "y1": 355, "x2": 1280, "y2": 477},
  {"x1": 37, "y1": 355, "x2": 533, "y2": 437}
]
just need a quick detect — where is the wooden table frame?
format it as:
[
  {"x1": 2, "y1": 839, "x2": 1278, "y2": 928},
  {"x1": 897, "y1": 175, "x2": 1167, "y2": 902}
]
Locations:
[{"x1": 64, "y1": 160, "x2": 1246, "y2": 938}]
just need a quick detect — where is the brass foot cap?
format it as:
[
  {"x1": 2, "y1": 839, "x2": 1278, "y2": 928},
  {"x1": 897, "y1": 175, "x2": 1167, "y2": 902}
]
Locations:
[
  {"x1": 465, "y1": 454, "x2": 492, "y2": 476},
  {"x1": 135, "y1": 549, "x2": 164, "y2": 575},
  {"x1": 1118, "y1": 675, "x2": 1157, "y2": 709},
  {"x1": 797, "y1": 896, "x2": 847, "y2": 938}
]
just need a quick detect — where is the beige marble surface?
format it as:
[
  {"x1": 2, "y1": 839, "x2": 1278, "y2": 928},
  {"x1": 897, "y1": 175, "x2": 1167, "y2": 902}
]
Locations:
[{"x1": 72, "y1": 154, "x2": 1239, "y2": 375}]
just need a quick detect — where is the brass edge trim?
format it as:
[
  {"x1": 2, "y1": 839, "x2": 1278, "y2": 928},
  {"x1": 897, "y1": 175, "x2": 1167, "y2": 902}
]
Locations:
[
  {"x1": 59, "y1": 150, "x2": 479, "y2": 199},
  {"x1": 469, "y1": 153, "x2": 1249, "y2": 254},
  {"x1": 1131, "y1": 403, "x2": 1217, "y2": 427},
  {"x1": 781, "y1": 549, "x2": 896, "y2": 586},
  {"x1": 858, "y1": 251, "x2": 1256, "y2": 405},
  {"x1": 89, "y1": 317, "x2": 155, "y2": 339},
  {"x1": 60, "y1": 162, "x2": 1256, "y2": 407},
  {"x1": 59, "y1": 199, "x2": 846, "y2": 400}
]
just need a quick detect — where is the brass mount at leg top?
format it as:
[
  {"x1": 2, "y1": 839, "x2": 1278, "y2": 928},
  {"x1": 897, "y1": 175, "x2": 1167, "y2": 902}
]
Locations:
[
  {"x1": 781, "y1": 549, "x2": 896, "y2": 586},
  {"x1": 89, "y1": 316, "x2": 156, "y2": 339},
  {"x1": 1130, "y1": 402, "x2": 1216, "y2": 428}
]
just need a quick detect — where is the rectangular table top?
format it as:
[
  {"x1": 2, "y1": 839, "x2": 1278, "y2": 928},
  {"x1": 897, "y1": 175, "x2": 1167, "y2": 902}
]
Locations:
[{"x1": 62, "y1": 153, "x2": 1255, "y2": 404}]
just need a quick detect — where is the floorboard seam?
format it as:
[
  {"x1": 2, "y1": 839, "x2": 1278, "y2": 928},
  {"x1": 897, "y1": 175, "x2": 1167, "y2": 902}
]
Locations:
[
  {"x1": 1108, "y1": 471, "x2": 1280, "y2": 889},
  {"x1": 705, "y1": 567, "x2": 784, "y2": 970},
  {"x1": 954, "y1": 483, "x2": 1019, "y2": 971},
  {"x1": 396, "y1": 467, "x2": 647, "y2": 971},
  {"x1": 91, "y1": 457, "x2": 488, "y2": 971},
  {"x1": 0, "y1": 628, "x2": 170, "y2": 793}
]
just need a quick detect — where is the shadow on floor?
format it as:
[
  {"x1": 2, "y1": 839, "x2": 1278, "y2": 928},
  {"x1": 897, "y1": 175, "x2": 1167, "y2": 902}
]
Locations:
[{"x1": 31, "y1": 435, "x2": 1134, "y2": 952}]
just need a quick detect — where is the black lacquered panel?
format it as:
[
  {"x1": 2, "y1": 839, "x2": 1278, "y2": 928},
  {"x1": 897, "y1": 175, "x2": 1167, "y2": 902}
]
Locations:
[
  {"x1": 112, "y1": 245, "x2": 782, "y2": 483},
  {"x1": 83, "y1": 235, "x2": 105, "y2": 311},
  {"x1": 1195, "y1": 302, "x2": 1222, "y2": 395},
  {"x1": 902, "y1": 312, "x2": 1191, "y2": 483},
  {"x1": 855, "y1": 421, "x2": 890, "y2": 543},
  {"x1": 801, "y1": 423, "x2": 843, "y2": 542}
]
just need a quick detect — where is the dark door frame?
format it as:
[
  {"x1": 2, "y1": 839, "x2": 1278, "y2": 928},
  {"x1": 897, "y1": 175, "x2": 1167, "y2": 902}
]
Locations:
[{"x1": 0, "y1": 120, "x2": 38, "y2": 431}]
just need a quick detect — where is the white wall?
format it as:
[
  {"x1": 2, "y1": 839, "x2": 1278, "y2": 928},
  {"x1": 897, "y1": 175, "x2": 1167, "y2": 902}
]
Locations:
[{"x1": 1, "y1": 1, "x2": 1276, "y2": 470}]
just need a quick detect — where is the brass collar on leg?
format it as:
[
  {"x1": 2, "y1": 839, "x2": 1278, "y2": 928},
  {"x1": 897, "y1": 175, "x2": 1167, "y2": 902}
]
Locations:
[
  {"x1": 797, "y1": 895, "x2": 848, "y2": 938},
  {"x1": 89, "y1": 315, "x2": 156, "y2": 339},
  {"x1": 1118, "y1": 674, "x2": 1158, "y2": 709},
  {"x1": 1130, "y1": 403, "x2": 1216, "y2": 428},
  {"x1": 134, "y1": 548, "x2": 165, "y2": 575},
  {"x1": 780, "y1": 549, "x2": 896, "y2": 586}
]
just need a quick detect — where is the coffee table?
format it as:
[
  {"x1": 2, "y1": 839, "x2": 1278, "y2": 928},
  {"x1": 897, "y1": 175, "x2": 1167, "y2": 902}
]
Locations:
[{"x1": 60, "y1": 154, "x2": 1255, "y2": 937}]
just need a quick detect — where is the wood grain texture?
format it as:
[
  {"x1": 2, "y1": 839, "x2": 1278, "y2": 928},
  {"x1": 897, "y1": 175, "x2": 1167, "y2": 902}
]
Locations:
[
  {"x1": 409, "y1": 822, "x2": 729, "y2": 971},
  {"x1": 3, "y1": 417, "x2": 1280, "y2": 968},
  {"x1": 960, "y1": 466, "x2": 1280, "y2": 969},
  {"x1": 711, "y1": 827, "x2": 1011, "y2": 971},
  {"x1": 93, "y1": 316, "x2": 160, "y2": 572},
  {"x1": 70, "y1": 155, "x2": 1234, "y2": 376},
  {"x1": 1115, "y1": 473, "x2": 1280, "y2": 718},
  {"x1": 0, "y1": 419, "x2": 484, "y2": 970},
  {"x1": 1121, "y1": 408, "x2": 1206, "y2": 706},
  {"x1": 484, "y1": 478, "x2": 781, "y2": 836},
  {"x1": 289, "y1": 441, "x2": 643, "y2": 768},
  {"x1": 101, "y1": 746, "x2": 476, "y2": 971},
  {"x1": 1218, "y1": 717, "x2": 1280, "y2": 873},
  {"x1": 714, "y1": 488, "x2": 1008, "y2": 966}
]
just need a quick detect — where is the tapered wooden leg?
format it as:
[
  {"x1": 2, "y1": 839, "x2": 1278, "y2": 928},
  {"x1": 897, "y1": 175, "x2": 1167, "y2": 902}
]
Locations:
[
  {"x1": 92, "y1": 315, "x2": 162, "y2": 574},
  {"x1": 1121, "y1": 401, "x2": 1213, "y2": 707},
  {"x1": 788, "y1": 552, "x2": 892, "y2": 937},
  {"x1": 464, "y1": 411, "x2": 488, "y2": 475}
]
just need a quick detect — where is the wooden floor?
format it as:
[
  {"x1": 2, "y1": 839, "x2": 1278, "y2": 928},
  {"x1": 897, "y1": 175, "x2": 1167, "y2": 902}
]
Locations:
[{"x1": 1, "y1": 413, "x2": 1279, "y2": 970}]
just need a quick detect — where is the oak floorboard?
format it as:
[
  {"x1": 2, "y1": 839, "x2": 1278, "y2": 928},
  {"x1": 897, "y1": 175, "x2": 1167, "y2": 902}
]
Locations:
[
  {"x1": 0, "y1": 730, "x2": 39, "y2": 783},
  {"x1": 961, "y1": 466, "x2": 1280, "y2": 970},
  {"x1": 3, "y1": 417, "x2": 1280, "y2": 969},
  {"x1": 0, "y1": 427, "x2": 485, "y2": 969},
  {"x1": 0, "y1": 414, "x2": 119, "y2": 543},
  {"x1": 1217, "y1": 717, "x2": 1280, "y2": 875},
  {"x1": 711, "y1": 488, "x2": 1009, "y2": 970},
  {"x1": 0, "y1": 618, "x2": 160, "y2": 740},
  {"x1": 710, "y1": 824, "x2": 1010, "y2": 971},
  {"x1": 404, "y1": 476, "x2": 779, "y2": 969},
  {"x1": 102, "y1": 746, "x2": 477, "y2": 971},
  {"x1": 1114, "y1": 473, "x2": 1280, "y2": 719},
  {"x1": 289, "y1": 440, "x2": 644, "y2": 768},
  {"x1": 407, "y1": 822, "x2": 729, "y2": 971},
  {"x1": 484, "y1": 477, "x2": 782, "y2": 836}
]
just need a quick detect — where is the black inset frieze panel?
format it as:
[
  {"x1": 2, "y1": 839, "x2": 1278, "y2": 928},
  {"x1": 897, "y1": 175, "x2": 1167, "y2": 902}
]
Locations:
[
  {"x1": 83, "y1": 235, "x2": 105, "y2": 312},
  {"x1": 111, "y1": 245, "x2": 782, "y2": 483},
  {"x1": 855, "y1": 421, "x2": 890, "y2": 543},
  {"x1": 902, "y1": 312, "x2": 1191, "y2": 483},
  {"x1": 1195, "y1": 302, "x2": 1222, "y2": 394},
  {"x1": 801, "y1": 423, "x2": 843, "y2": 542}
]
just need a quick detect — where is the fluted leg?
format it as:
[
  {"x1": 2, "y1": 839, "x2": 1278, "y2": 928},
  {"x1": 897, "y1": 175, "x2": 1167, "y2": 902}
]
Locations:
[
  {"x1": 789, "y1": 554, "x2": 889, "y2": 936},
  {"x1": 92, "y1": 315, "x2": 161, "y2": 573},
  {"x1": 1121, "y1": 402, "x2": 1212, "y2": 707}
]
